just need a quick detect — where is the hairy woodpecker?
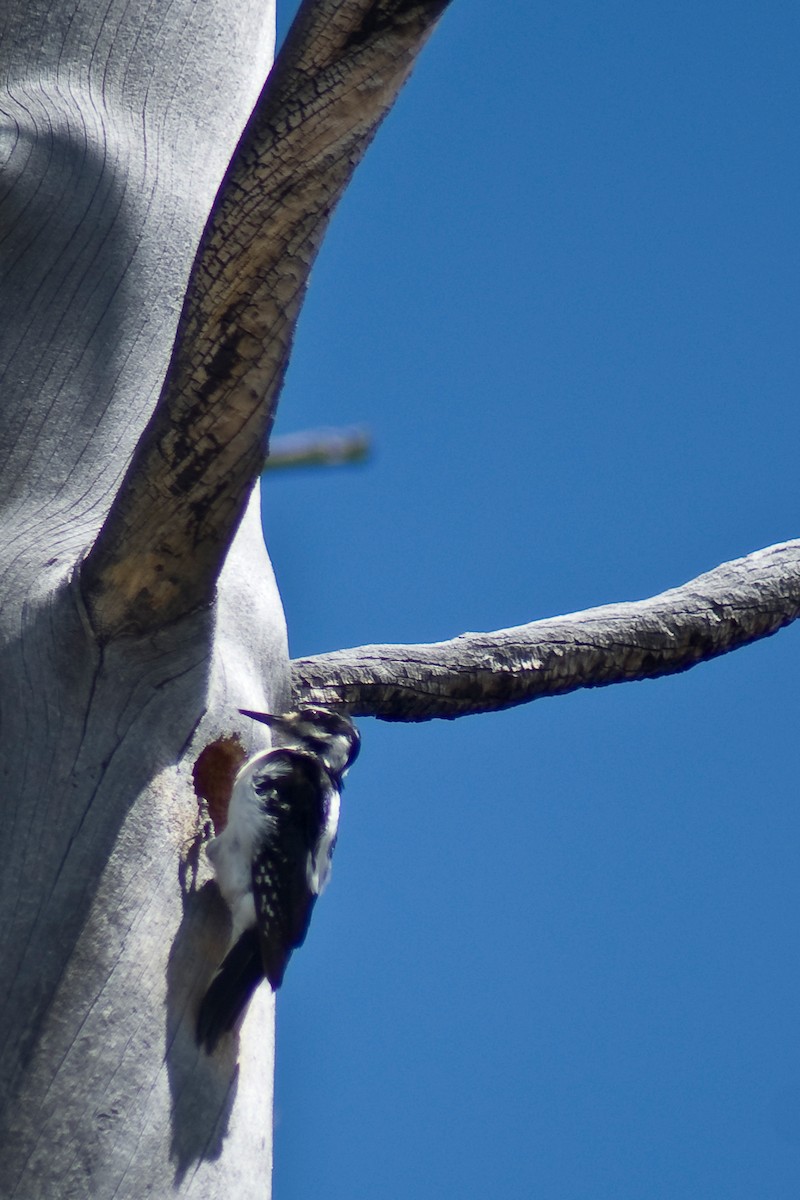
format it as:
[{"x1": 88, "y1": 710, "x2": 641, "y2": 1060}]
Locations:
[{"x1": 197, "y1": 705, "x2": 360, "y2": 1052}]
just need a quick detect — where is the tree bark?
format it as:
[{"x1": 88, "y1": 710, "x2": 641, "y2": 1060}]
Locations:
[
  {"x1": 80, "y1": 0, "x2": 451, "y2": 639},
  {"x1": 291, "y1": 540, "x2": 800, "y2": 719},
  {"x1": 0, "y1": 0, "x2": 451, "y2": 1195},
  {"x1": 4, "y1": 0, "x2": 795, "y2": 1194},
  {"x1": 0, "y1": 3, "x2": 282, "y2": 1196}
]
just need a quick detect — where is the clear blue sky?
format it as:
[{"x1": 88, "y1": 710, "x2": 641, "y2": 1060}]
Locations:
[{"x1": 263, "y1": 3, "x2": 800, "y2": 1196}]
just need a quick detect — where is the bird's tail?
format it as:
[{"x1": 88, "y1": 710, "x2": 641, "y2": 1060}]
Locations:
[{"x1": 196, "y1": 927, "x2": 265, "y2": 1053}]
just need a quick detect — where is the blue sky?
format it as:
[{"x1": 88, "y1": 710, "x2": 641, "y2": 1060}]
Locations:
[{"x1": 263, "y1": 3, "x2": 800, "y2": 1196}]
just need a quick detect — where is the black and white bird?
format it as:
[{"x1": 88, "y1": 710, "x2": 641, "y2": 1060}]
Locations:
[{"x1": 197, "y1": 705, "x2": 360, "y2": 1053}]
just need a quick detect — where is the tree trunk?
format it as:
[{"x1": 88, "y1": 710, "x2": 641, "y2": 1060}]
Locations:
[
  {"x1": 8, "y1": 0, "x2": 793, "y2": 1193},
  {"x1": 0, "y1": 2, "x2": 283, "y2": 1193}
]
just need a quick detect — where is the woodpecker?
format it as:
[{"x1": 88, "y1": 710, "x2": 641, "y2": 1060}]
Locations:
[{"x1": 197, "y1": 705, "x2": 360, "y2": 1052}]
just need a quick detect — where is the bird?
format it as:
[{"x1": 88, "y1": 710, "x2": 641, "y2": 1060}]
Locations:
[{"x1": 197, "y1": 705, "x2": 360, "y2": 1053}]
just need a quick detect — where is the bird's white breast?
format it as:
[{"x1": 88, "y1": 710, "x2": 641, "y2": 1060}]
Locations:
[
  {"x1": 206, "y1": 751, "x2": 275, "y2": 938},
  {"x1": 306, "y1": 781, "x2": 340, "y2": 895}
]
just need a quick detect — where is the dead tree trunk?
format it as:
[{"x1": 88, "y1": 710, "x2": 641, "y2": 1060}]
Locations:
[
  {"x1": 0, "y1": 3, "x2": 283, "y2": 1195},
  {"x1": 2, "y1": 1, "x2": 799, "y2": 1195},
  {"x1": 0, "y1": 0, "x2": 451, "y2": 1193}
]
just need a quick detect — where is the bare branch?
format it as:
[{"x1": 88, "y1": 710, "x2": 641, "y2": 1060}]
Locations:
[
  {"x1": 291, "y1": 540, "x2": 800, "y2": 720},
  {"x1": 264, "y1": 427, "x2": 370, "y2": 472},
  {"x1": 81, "y1": 0, "x2": 451, "y2": 639}
]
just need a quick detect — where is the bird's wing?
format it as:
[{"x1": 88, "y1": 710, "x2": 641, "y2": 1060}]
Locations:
[{"x1": 250, "y1": 751, "x2": 325, "y2": 989}]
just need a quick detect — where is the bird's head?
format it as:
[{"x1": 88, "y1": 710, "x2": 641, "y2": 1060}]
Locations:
[{"x1": 239, "y1": 704, "x2": 360, "y2": 777}]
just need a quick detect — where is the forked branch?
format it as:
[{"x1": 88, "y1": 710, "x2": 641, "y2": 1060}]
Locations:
[
  {"x1": 291, "y1": 540, "x2": 800, "y2": 719},
  {"x1": 81, "y1": 0, "x2": 450, "y2": 639}
]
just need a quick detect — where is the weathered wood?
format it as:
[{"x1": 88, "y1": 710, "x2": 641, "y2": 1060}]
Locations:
[
  {"x1": 81, "y1": 0, "x2": 452, "y2": 640},
  {"x1": 0, "y1": 1, "x2": 456, "y2": 1192},
  {"x1": 0, "y1": 2, "x2": 284, "y2": 1195},
  {"x1": 7, "y1": 0, "x2": 796, "y2": 1193},
  {"x1": 291, "y1": 540, "x2": 800, "y2": 718}
]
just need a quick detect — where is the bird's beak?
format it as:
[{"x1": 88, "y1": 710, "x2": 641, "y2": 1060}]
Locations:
[{"x1": 239, "y1": 708, "x2": 292, "y2": 732}]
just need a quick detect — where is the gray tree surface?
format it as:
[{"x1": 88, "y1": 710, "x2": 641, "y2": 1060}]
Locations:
[
  {"x1": 1, "y1": 1, "x2": 798, "y2": 1196},
  {"x1": 0, "y1": 1, "x2": 447, "y2": 1194}
]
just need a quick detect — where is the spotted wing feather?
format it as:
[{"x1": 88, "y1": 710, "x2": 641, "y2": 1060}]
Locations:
[{"x1": 250, "y1": 749, "x2": 329, "y2": 989}]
